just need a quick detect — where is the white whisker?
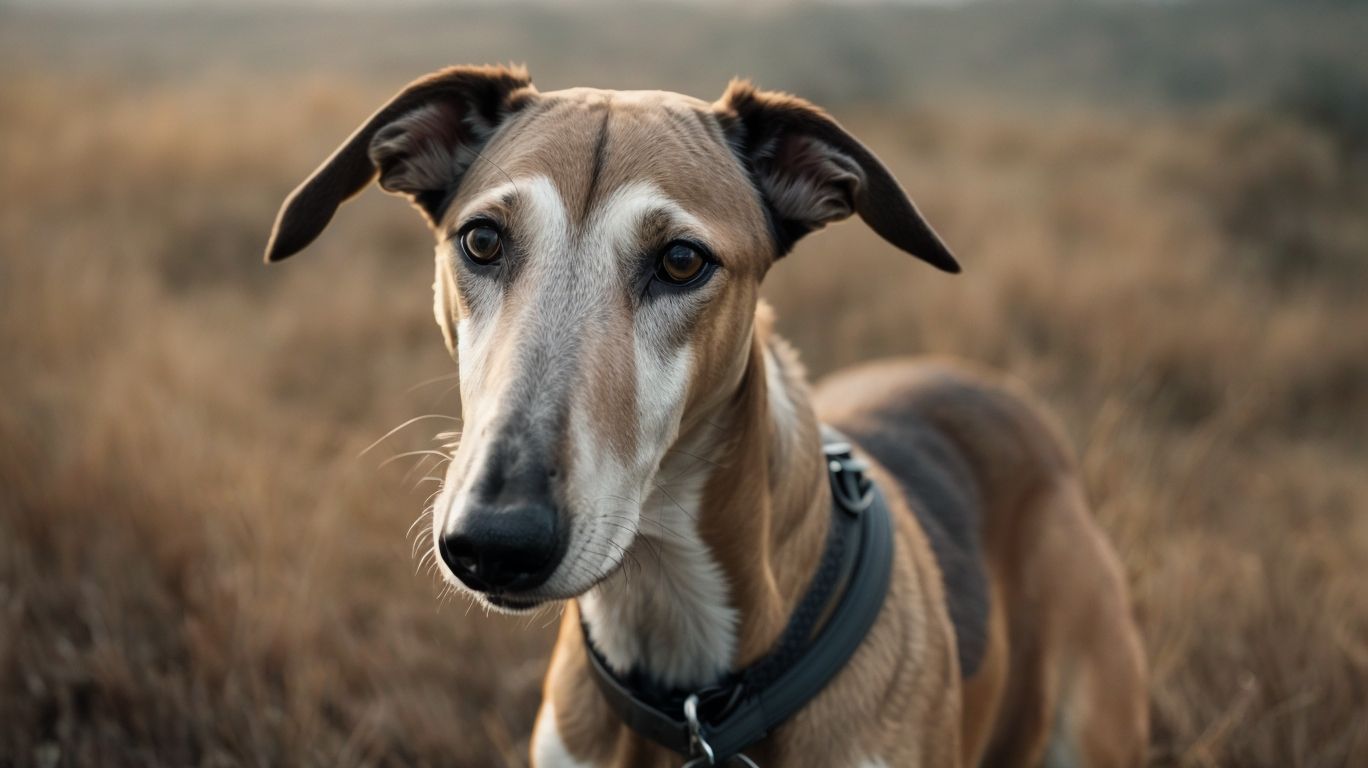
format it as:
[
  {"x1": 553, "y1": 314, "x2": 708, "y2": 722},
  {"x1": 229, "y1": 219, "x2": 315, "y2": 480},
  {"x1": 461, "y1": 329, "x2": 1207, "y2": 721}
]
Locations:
[
  {"x1": 404, "y1": 372, "x2": 461, "y2": 394},
  {"x1": 378, "y1": 449, "x2": 451, "y2": 469},
  {"x1": 359, "y1": 413, "x2": 463, "y2": 457}
]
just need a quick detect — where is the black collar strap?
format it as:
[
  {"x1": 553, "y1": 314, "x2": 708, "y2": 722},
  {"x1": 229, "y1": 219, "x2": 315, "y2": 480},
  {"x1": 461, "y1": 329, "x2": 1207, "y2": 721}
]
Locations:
[{"x1": 582, "y1": 427, "x2": 894, "y2": 765}]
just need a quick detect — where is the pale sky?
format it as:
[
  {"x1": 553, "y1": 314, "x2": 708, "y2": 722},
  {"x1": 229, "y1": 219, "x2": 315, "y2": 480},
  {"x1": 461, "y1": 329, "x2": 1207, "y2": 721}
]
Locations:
[{"x1": 10, "y1": 0, "x2": 977, "y2": 7}]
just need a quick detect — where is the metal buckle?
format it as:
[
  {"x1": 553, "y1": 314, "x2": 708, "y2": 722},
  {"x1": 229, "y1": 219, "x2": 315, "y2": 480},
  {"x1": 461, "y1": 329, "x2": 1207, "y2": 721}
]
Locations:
[
  {"x1": 683, "y1": 694, "x2": 716, "y2": 765},
  {"x1": 824, "y1": 442, "x2": 874, "y2": 516}
]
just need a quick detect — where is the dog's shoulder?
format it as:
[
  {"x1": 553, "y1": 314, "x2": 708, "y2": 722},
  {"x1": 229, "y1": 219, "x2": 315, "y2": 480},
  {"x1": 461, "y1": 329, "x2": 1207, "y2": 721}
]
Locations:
[{"x1": 814, "y1": 358, "x2": 1021, "y2": 678}]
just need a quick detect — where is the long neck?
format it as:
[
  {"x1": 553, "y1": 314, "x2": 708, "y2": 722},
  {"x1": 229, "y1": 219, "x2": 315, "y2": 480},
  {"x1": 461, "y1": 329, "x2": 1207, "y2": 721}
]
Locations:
[{"x1": 577, "y1": 313, "x2": 828, "y2": 689}]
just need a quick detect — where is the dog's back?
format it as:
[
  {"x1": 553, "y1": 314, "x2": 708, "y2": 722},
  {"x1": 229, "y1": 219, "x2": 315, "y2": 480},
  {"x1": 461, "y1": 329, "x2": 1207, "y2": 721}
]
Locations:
[{"x1": 816, "y1": 359, "x2": 1149, "y2": 768}]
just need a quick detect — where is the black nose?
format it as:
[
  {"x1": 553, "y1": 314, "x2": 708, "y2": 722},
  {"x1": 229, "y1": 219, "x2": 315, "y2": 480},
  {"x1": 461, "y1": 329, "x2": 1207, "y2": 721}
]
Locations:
[{"x1": 438, "y1": 504, "x2": 561, "y2": 592}]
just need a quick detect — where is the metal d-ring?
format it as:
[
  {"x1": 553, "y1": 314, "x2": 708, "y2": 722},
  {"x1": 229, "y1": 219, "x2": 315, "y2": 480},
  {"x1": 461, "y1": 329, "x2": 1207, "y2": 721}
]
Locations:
[
  {"x1": 680, "y1": 694, "x2": 763, "y2": 767},
  {"x1": 683, "y1": 694, "x2": 716, "y2": 765},
  {"x1": 826, "y1": 452, "x2": 874, "y2": 516}
]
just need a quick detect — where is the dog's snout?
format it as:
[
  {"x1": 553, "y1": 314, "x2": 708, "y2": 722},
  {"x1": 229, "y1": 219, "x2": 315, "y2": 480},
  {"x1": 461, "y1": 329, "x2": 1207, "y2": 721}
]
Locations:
[{"x1": 439, "y1": 503, "x2": 561, "y2": 592}]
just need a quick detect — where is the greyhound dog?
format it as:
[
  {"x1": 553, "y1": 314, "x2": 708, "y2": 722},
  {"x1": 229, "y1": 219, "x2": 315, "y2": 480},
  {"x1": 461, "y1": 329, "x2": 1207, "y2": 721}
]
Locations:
[{"x1": 266, "y1": 65, "x2": 1148, "y2": 768}]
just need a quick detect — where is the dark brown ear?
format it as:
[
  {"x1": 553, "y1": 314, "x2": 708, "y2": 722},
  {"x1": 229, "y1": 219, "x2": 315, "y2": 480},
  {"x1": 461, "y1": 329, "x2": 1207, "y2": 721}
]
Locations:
[
  {"x1": 713, "y1": 80, "x2": 959, "y2": 273},
  {"x1": 264, "y1": 65, "x2": 535, "y2": 263}
]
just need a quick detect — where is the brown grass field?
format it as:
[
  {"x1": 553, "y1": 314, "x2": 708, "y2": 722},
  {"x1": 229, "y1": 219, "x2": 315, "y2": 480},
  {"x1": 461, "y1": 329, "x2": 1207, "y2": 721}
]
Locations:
[{"x1": 2, "y1": 4, "x2": 1367, "y2": 767}]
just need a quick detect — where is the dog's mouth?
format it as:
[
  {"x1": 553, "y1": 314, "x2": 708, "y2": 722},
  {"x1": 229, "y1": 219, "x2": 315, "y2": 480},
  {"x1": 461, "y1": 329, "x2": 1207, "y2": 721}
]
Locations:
[{"x1": 484, "y1": 594, "x2": 547, "y2": 612}]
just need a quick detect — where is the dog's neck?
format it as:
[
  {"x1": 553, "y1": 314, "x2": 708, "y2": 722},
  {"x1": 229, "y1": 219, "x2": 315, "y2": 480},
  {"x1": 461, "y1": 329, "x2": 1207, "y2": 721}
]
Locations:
[{"x1": 578, "y1": 310, "x2": 828, "y2": 690}]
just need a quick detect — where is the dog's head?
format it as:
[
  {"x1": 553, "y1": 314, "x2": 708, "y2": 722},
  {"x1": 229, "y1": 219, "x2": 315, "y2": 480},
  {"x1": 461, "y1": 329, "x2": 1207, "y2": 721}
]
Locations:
[{"x1": 267, "y1": 65, "x2": 955, "y2": 612}]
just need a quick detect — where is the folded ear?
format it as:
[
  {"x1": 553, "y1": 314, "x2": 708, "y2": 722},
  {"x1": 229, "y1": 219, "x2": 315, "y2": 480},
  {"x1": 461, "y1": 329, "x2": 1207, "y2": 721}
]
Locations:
[
  {"x1": 264, "y1": 65, "x2": 535, "y2": 263},
  {"x1": 713, "y1": 80, "x2": 959, "y2": 273}
]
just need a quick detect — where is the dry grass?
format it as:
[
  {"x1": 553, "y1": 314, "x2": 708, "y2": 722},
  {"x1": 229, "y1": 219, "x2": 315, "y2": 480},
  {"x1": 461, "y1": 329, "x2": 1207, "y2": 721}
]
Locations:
[{"x1": 2, "y1": 59, "x2": 1367, "y2": 768}]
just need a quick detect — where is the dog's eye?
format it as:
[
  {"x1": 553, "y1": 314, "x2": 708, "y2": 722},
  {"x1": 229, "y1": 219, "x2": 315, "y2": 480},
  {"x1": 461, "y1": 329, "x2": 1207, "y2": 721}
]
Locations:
[
  {"x1": 656, "y1": 242, "x2": 709, "y2": 286},
  {"x1": 460, "y1": 225, "x2": 503, "y2": 265}
]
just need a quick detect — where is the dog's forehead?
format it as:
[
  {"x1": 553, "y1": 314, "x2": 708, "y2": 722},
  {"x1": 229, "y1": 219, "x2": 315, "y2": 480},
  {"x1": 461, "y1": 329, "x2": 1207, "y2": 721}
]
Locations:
[
  {"x1": 543, "y1": 86, "x2": 713, "y2": 111},
  {"x1": 452, "y1": 87, "x2": 770, "y2": 264}
]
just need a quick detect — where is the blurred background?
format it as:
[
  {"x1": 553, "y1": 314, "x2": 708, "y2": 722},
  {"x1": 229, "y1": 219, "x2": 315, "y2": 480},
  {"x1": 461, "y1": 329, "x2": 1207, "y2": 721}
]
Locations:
[{"x1": 2, "y1": 1, "x2": 1366, "y2": 766}]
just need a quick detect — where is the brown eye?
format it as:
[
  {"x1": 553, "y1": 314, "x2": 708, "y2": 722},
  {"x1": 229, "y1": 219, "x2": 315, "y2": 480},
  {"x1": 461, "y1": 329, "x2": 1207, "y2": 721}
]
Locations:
[
  {"x1": 657, "y1": 242, "x2": 708, "y2": 285},
  {"x1": 460, "y1": 225, "x2": 502, "y2": 265}
]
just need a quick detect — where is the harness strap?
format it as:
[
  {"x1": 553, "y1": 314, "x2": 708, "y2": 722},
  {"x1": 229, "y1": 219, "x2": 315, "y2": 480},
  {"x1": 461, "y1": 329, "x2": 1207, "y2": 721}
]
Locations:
[{"x1": 583, "y1": 426, "x2": 894, "y2": 764}]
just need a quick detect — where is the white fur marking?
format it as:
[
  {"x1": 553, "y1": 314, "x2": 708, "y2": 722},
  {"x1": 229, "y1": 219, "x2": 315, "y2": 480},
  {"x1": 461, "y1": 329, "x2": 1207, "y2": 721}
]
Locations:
[
  {"x1": 579, "y1": 337, "x2": 738, "y2": 688},
  {"x1": 574, "y1": 182, "x2": 738, "y2": 689},
  {"x1": 532, "y1": 702, "x2": 595, "y2": 768}
]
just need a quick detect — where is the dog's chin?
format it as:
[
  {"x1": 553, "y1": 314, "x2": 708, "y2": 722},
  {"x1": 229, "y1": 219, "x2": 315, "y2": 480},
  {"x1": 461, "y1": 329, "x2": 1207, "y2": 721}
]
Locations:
[{"x1": 441, "y1": 535, "x2": 635, "y2": 615}]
